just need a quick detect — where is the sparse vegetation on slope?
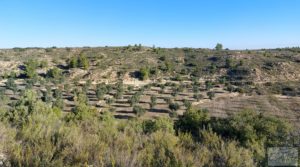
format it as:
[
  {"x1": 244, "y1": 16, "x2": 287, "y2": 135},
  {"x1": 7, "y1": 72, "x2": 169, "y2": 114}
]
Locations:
[{"x1": 0, "y1": 46, "x2": 299, "y2": 166}]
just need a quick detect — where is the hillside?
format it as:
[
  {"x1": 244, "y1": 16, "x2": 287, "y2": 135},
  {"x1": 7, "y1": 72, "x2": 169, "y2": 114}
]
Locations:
[
  {"x1": 0, "y1": 46, "x2": 300, "y2": 166},
  {"x1": 0, "y1": 46, "x2": 300, "y2": 125}
]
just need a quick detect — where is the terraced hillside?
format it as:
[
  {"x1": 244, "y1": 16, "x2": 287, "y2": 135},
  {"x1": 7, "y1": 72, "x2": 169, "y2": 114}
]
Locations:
[{"x1": 0, "y1": 46, "x2": 300, "y2": 128}]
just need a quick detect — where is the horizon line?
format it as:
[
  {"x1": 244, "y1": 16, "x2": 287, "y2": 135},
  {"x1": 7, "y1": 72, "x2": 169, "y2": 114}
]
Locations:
[{"x1": 0, "y1": 45, "x2": 300, "y2": 51}]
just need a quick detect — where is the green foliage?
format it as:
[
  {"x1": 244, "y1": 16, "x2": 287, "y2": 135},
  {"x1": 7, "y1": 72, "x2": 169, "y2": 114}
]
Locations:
[
  {"x1": 96, "y1": 83, "x2": 107, "y2": 100},
  {"x1": 150, "y1": 95, "x2": 157, "y2": 108},
  {"x1": 205, "y1": 80, "x2": 213, "y2": 90},
  {"x1": 193, "y1": 93, "x2": 203, "y2": 101},
  {"x1": 183, "y1": 99, "x2": 192, "y2": 110},
  {"x1": 1, "y1": 47, "x2": 300, "y2": 167},
  {"x1": 130, "y1": 92, "x2": 140, "y2": 106},
  {"x1": 53, "y1": 98, "x2": 64, "y2": 109},
  {"x1": 164, "y1": 97, "x2": 171, "y2": 104},
  {"x1": 46, "y1": 67, "x2": 62, "y2": 79},
  {"x1": 75, "y1": 92, "x2": 89, "y2": 105},
  {"x1": 139, "y1": 131, "x2": 180, "y2": 167},
  {"x1": 0, "y1": 89, "x2": 9, "y2": 106},
  {"x1": 114, "y1": 82, "x2": 124, "y2": 99},
  {"x1": 68, "y1": 56, "x2": 78, "y2": 68},
  {"x1": 207, "y1": 91, "x2": 215, "y2": 100},
  {"x1": 215, "y1": 43, "x2": 223, "y2": 51},
  {"x1": 0, "y1": 88, "x2": 295, "y2": 167},
  {"x1": 164, "y1": 61, "x2": 174, "y2": 72},
  {"x1": 78, "y1": 54, "x2": 90, "y2": 70},
  {"x1": 39, "y1": 60, "x2": 48, "y2": 68},
  {"x1": 175, "y1": 108, "x2": 210, "y2": 137},
  {"x1": 133, "y1": 105, "x2": 145, "y2": 117},
  {"x1": 169, "y1": 102, "x2": 180, "y2": 112},
  {"x1": 226, "y1": 110, "x2": 292, "y2": 146},
  {"x1": 68, "y1": 54, "x2": 90, "y2": 69},
  {"x1": 192, "y1": 84, "x2": 199, "y2": 93},
  {"x1": 209, "y1": 63, "x2": 217, "y2": 74},
  {"x1": 212, "y1": 110, "x2": 294, "y2": 165},
  {"x1": 106, "y1": 97, "x2": 115, "y2": 105},
  {"x1": 6, "y1": 78, "x2": 17, "y2": 93},
  {"x1": 24, "y1": 59, "x2": 39, "y2": 78},
  {"x1": 173, "y1": 74, "x2": 182, "y2": 81},
  {"x1": 139, "y1": 67, "x2": 150, "y2": 80},
  {"x1": 225, "y1": 58, "x2": 234, "y2": 68},
  {"x1": 127, "y1": 85, "x2": 134, "y2": 92},
  {"x1": 200, "y1": 130, "x2": 255, "y2": 166},
  {"x1": 43, "y1": 85, "x2": 52, "y2": 103},
  {"x1": 227, "y1": 66, "x2": 252, "y2": 81},
  {"x1": 142, "y1": 117, "x2": 174, "y2": 134}
]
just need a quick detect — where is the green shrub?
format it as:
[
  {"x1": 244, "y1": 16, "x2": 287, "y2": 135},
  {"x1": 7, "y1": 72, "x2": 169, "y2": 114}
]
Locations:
[
  {"x1": 207, "y1": 91, "x2": 215, "y2": 100},
  {"x1": 169, "y1": 102, "x2": 180, "y2": 112},
  {"x1": 6, "y1": 78, "x2": 17, "y2": 93},
  {"x1": 215, "y1": 43, "x2": 223, "y2": 51},
  {"x1": 150, "y1": 95, "x2": 157, "y2": 108},
  {"x1": 68, "y1": 54, "x2": 89, "y2": 69},
  {"x1": 175, "y1": 108, "x2": 210, "y2": 137},
  {"x1": 133, "y1": 105, "x2": 145, "y2": 117},
  {"x1": 225, "y1": 58, "x2": 234, "y2": 68},
  {"x1": 205, "y1": 81, "x2": 213, "y2": 90},
  {"x1": 24, "y1": 59, "x2": 39, "y2": 78},
  {"x1": 78, "y1": 54, "x2": 89, "y2": 70},
  {"x1": 68, "y1": 56, "x2": 78, "y2": 68},
  {"x1": 183, "y1": 99, "x2": 192, "y2": 110},
  {"x1": 96, "y1": 84, "x2": 107, "y2": 100},
  {"x1": 129, "y1": 92, "x2": 140, "y2": 106},
  {"x1": 46, "y1": 67, "x2": 62, "y2": 79},
  {"x1": 139, "y1": 67, "x2": 150, "y2": 80},
  {"x1": 142, "y1": 117, "x2": 174, "y2": 134},
  {"x1": 39, "y1": 60, "x2": 48, "y2": 68}
]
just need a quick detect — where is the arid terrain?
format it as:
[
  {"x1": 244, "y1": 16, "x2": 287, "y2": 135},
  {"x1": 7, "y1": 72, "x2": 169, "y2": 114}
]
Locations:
[
  {"x1": 0, "y1": 46, "x2": 300, "y2": 128},
  {"x1": 0, "y1": 46, "x2": 300, "y2": 166}
]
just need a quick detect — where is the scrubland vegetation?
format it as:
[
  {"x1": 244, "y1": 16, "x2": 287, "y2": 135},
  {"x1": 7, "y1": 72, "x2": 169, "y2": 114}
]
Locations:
[
  {"x1": 0, "y1": 89, "x2": 296, "y2": 166},
  {"x1": 0, "y1": 45, "x2": 299, "y2": 166}
]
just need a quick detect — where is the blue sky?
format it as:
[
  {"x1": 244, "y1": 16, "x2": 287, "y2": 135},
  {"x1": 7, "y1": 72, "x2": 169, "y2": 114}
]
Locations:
[{"x1": 0, "y1": 0, "x2": 299, "y2": 49}]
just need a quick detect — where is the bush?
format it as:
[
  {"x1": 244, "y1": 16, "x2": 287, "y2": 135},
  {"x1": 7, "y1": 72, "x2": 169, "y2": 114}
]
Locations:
[
  {"x1": 139, "y1": 67, "x2": 150, "y2": 80},
  {"x1": 114, "y1": 82, "x2": 124, "y2": 99},
  {"x1": 133, "y1": 105, "x2": 145, "y2": 117},
  {"x1": 205, "y1": 81, "x2": 213, "y2": 90},
  {"x1": 215, "y1": 43, "x2": 223, "y2": 51},
  {"x1": 227, "y1": 66, "x2": 251, "y2": 81},
  {"x1": 150, "y1": 95, "x2": 157, "y2": 108},
  {"x1": 142, "y1": 117, "x2": 174, "y2": 134},
  {"x1": 183, "y1": 99, "x2": 192, "y2": 110},
  {"x1": 193, "y1": 93, "x2": 203, "y2": 101},
  {"x1": 175, "y1": 108, "x2": 210, "y2": 137},
  {"x1": 169, "y1": 102, "x2": 180, "y2": 112},
  {"x1": 39, "y1": 60, "x2": 48, "y2": 68},
  {"x1": 68, "y1": 54, "x2": 89, "y2": 69},
  {"x1": 78, "y1": 54, "x2": 89, "y2": 70},
  {"x1": 53, "y1": 98, "x2": 64, "y2": 109},
  {"x1": 207, "y1": 91, "x2": 215, "y2": 100},
  {"x1": 164, "y1": 97, "x2": 171, "y2": 104},
  {"x1": 169, "y1": 110, "x2": 178, "y2": 118},
  {"x1": 6, "y1": 78, "x2": 17, "y2": 93},
  {"x1": 0, "y1": 88, "x2": 294, "y2": 167},
  {"x1": 225, "y1": 58, "x2": 234, "y2": 68},
  {"x1": 173, "y1": 74, "x2": 182, "y2": 81},
  {"x1": 46, "y1": 67, "x2": 62, "y2": 79},
  {"x1": 68, "y1": 56, "x2": 78, "y2": 68},
  {"x1": 96, "y1": 84, "x2": 107, "y2": 100},
  {"x1": 106, "y1": 97, "x2": 115, "y2": 105},
  {"x1": 127, "y1": 85, "x2": 134, "y2": 92},
  {"x1": 24, "y1": 59, "x2": 39, "y2": 78}
]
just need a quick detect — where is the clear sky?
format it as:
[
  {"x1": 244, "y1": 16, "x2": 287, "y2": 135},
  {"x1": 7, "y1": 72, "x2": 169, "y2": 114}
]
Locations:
[{"x1": 0, "y1": 0, "x2": 299, "y2": 49}]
